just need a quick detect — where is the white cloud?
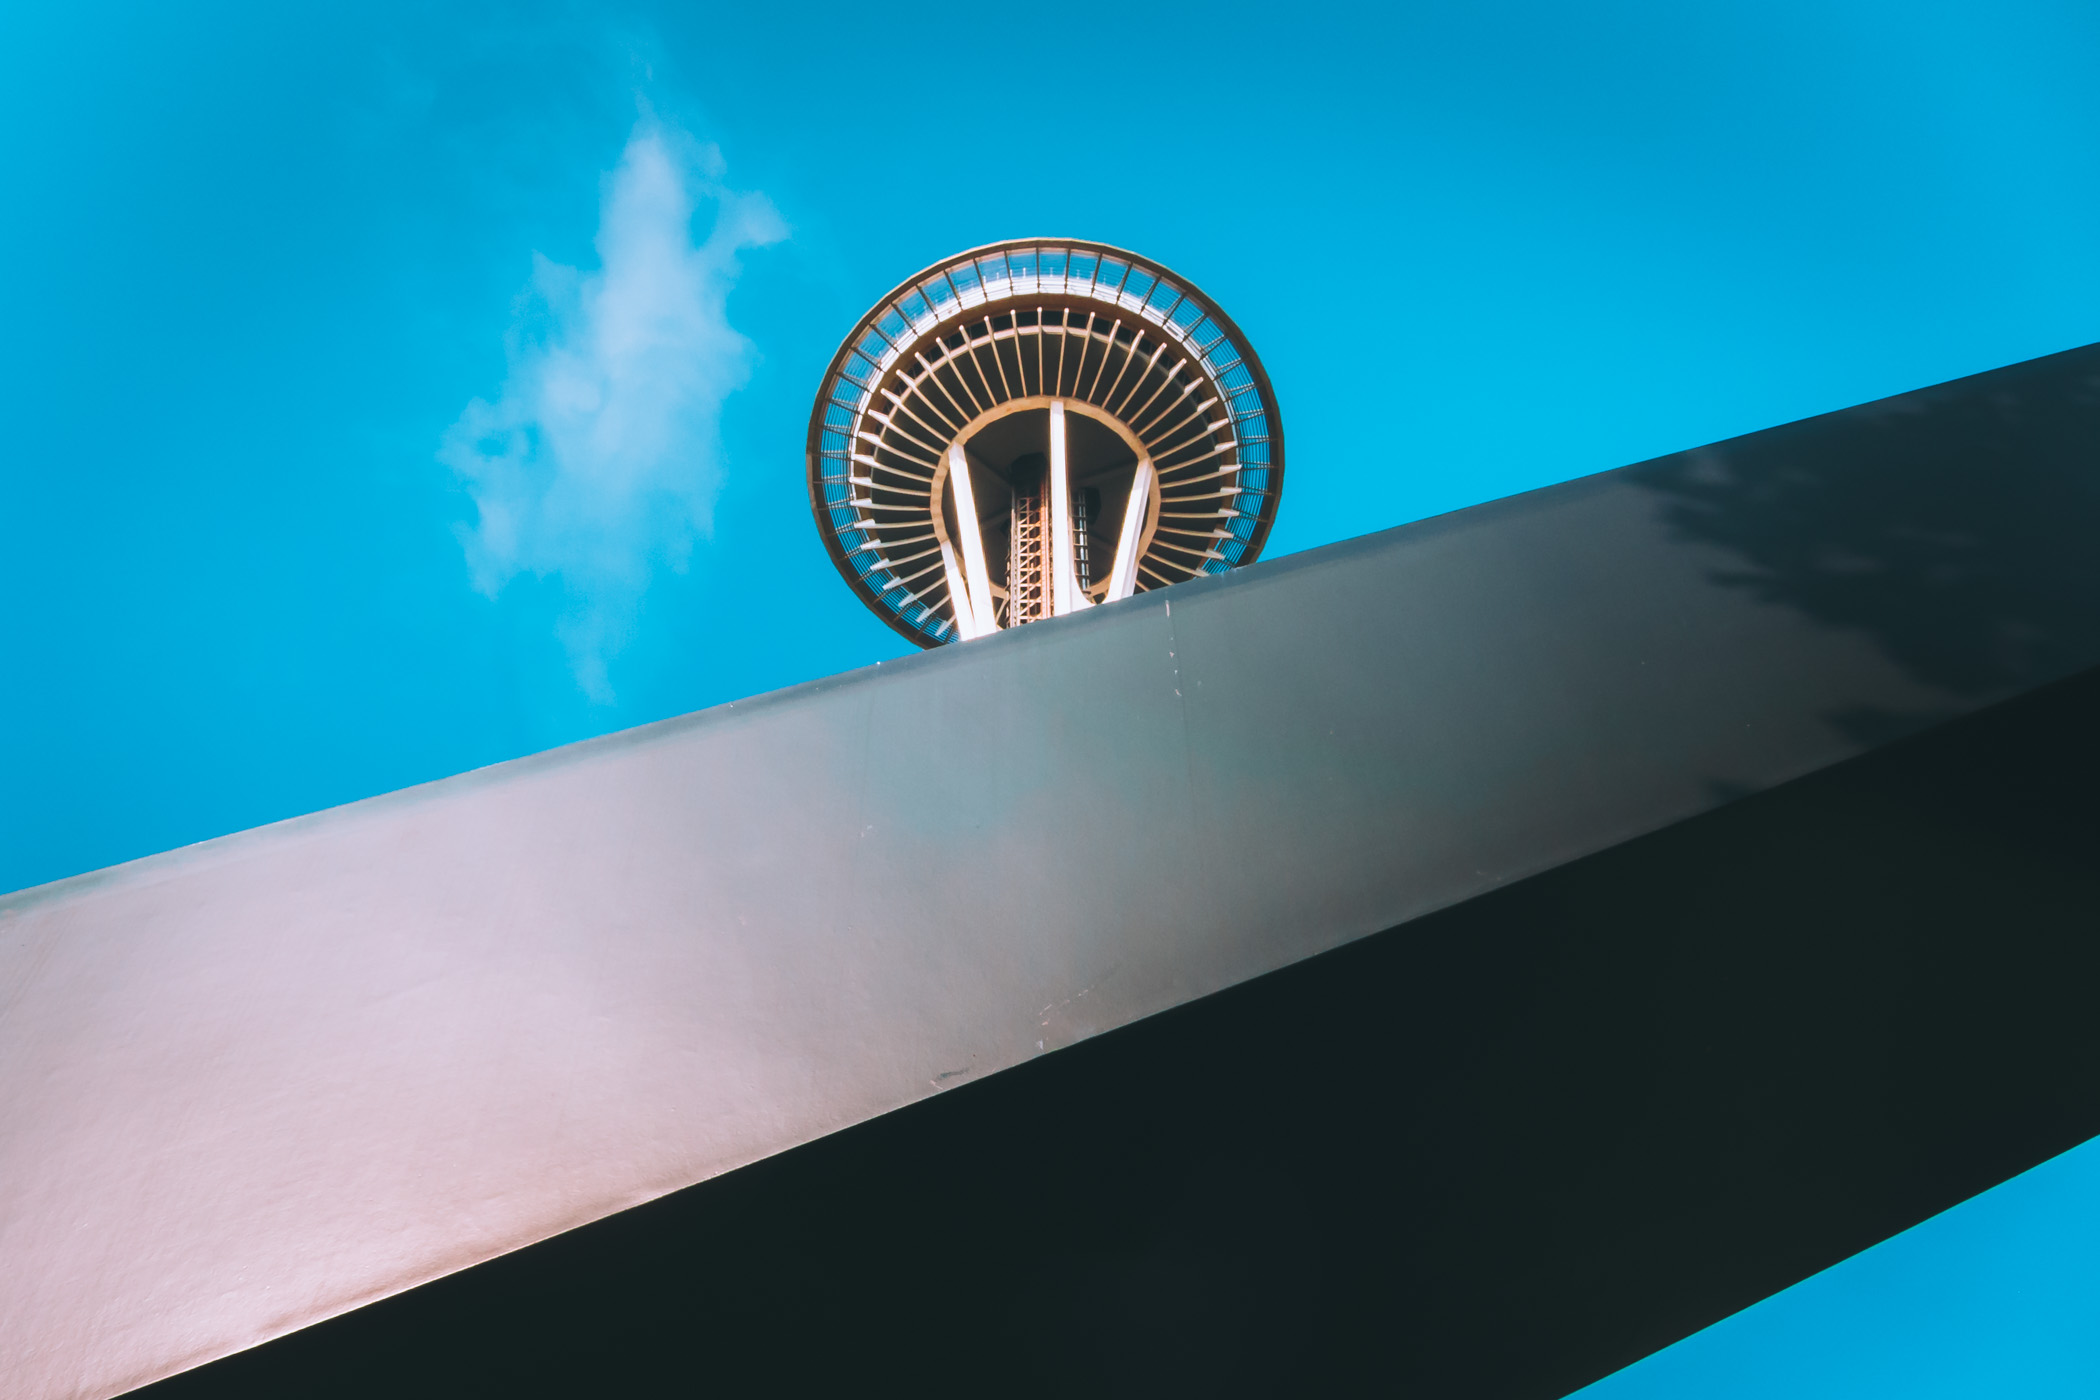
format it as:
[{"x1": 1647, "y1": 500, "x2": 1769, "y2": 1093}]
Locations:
[{"x1": 442, "y1": 122, "x2": 785, "y2": 701}]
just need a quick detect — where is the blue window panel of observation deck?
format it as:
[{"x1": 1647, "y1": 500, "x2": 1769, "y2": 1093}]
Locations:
[
  {"x1": 896, "y1": 289, "x2": 933, "y2": 329},
  {"x1": 918, "y1": 274, "x2": 958, "y2": 313}
]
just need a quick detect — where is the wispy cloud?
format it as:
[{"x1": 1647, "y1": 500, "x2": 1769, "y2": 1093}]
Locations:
[{"x1": 442, "y1": 121, "x2": 785, "y2": 701}]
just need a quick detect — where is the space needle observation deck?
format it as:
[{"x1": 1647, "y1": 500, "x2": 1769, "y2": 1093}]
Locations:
[{"x1": 806, "y1": 240, "x2": 1285, "y2": 645}]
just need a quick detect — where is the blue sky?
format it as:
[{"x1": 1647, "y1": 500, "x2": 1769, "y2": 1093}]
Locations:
[
  {"x1": 1577, "y1": 1133, "x2": 2100, "y2": 1399},
  {"x1": 6, "y1": 0, "x2": 2097, "y2": 894},
  {"x1": 3, "y1": 5, "x2": 2098, "y2": 1384}
]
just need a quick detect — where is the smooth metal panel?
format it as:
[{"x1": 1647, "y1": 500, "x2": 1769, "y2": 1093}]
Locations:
[
  {"x1": 3, "y1": 343, "x2": 2097, "y2": 1400},
  {"x1": 137, "y1": 665, "x2": 2100, "y2": 1400}
]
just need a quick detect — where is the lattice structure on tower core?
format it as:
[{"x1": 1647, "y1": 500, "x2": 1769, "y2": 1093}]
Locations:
[{"x1": 1006, "y1": 478, "x2": 1050, "y2": 628}]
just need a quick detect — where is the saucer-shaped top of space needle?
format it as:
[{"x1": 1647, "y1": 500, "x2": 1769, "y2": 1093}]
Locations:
[{"x1": 805, "y1": 239, "x2": 1285, "y2": 647}]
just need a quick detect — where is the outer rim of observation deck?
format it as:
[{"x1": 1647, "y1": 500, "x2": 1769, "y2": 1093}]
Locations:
[{"x1": 805, "y1": 238, "x2": 1286, "y2": 648}]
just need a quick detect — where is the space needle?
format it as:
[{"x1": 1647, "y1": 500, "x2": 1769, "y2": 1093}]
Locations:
[{"x1": 806, "y1": 240, "x2": 1285, "y2": 645}]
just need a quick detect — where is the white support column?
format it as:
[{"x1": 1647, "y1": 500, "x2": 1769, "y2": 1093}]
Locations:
[
  {"x1": 1104, "y1": 457, "x2": 1155, "y2": 603},
  {"x1": 1048, "y1": 400, "x2": 1082, "y2": 615},
  {"x1": 946, "y1": 441, "x2": 1000, "y2": 633},
  {"x1": 938, "y1": 539, "x2": 978, "y2": 640}
]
